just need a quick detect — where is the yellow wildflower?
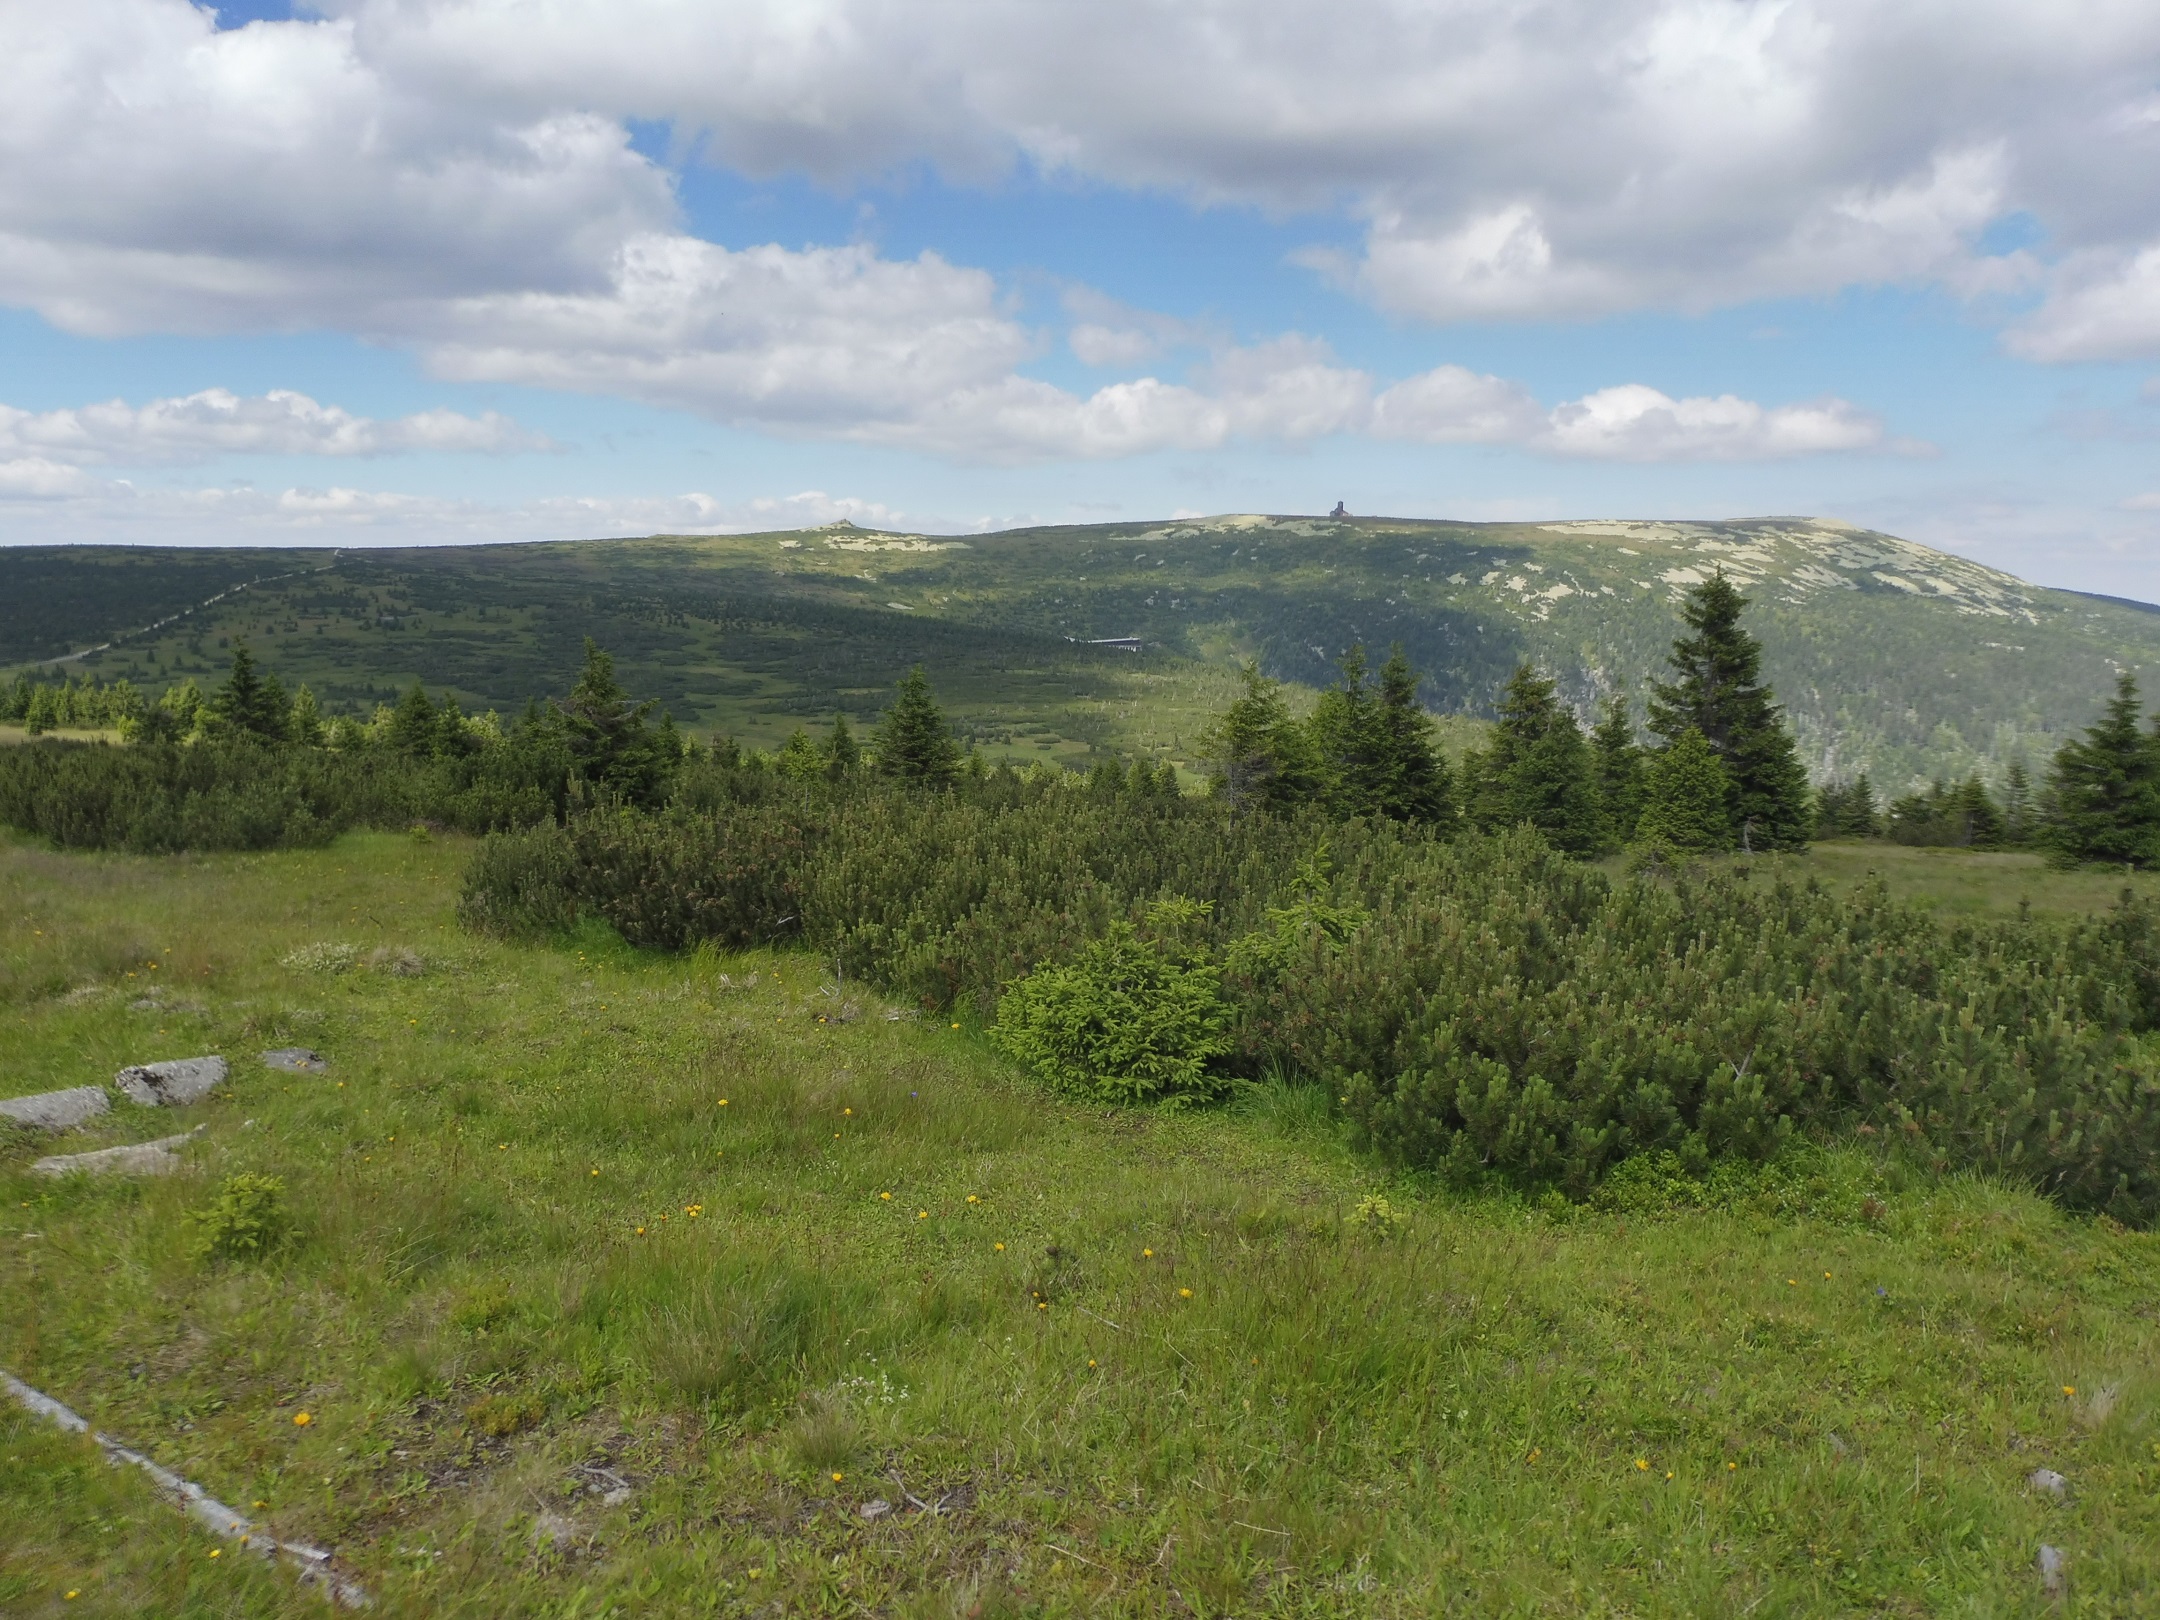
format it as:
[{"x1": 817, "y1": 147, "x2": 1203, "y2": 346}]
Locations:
[
  {"x1": 1179, "y1": 1288, "x2": 1192, "y2": 1299},
  {"x1": 1635, "y1": 1458, "x2": 1648, "y2": 1471},
  {"x1": 293, "y1": 1412, "x2": 312, "y2": 1427}
]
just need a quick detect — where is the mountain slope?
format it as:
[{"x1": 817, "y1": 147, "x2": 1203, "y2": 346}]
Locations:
[{"x1": 5, "y1": 514, "x2": 2157, "y2": 789}]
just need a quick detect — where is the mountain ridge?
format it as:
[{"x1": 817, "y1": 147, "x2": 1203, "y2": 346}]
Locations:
[{"x1": 6, "y1": 514, "x2": 2158, "y2": 791}]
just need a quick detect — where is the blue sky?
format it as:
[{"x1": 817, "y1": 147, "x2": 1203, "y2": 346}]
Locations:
[{"x1": 3, "y1": 1, "x2": 2158, "y2": 595}]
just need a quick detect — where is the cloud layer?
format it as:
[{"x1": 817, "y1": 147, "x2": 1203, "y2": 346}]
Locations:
[
  {"x1": 326, "y1": 0, "x2": 2160, "y2": 336},
  {"x1": 0, "y1": 0, "x2": 2146, "y2": 482},
  {"x1": 0, "y1": 389, "x2": 545, "y2": 465}
]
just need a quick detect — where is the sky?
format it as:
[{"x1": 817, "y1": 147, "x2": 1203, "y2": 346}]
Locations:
[{"x1": 2, "y1": 2, "x2": 2159, "y2": 596}]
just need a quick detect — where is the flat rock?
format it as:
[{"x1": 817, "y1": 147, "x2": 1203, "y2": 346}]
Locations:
[
  {"x1": 32, "y1": 1129, "x2": 201, "y2": 1177},
  {"x1": 115, "y1": 1056, "x2": 227, "y2": 1107},
  {"x1": 2038, "y1": 1543, "x2": 2067, "y2": 1597},
  {"x1": 0, "y1": 1086, "x2": 111, "y2": 1132},
  {"x1": 262, "y1": 1048, "x2": 328, "y2": 1074},
  {"x1": 2030, "y1": 1467, "x2": 2068, "y2": 1499}
]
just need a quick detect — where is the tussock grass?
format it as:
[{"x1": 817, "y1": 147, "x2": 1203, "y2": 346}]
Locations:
[{"x1": 4, "y1": 830, "x2": 2159, "y2": 1615}]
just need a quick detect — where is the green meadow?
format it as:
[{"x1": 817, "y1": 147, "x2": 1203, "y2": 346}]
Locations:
[{"x1": 4, "y1": 831, "x2": 2158, "y2": 1617}]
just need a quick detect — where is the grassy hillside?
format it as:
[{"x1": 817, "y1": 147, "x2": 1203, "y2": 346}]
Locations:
[
  {"x1": 6, "y1": 514, "x2": 2160, "y2": 786},
  {"x1": 5, "y1": 831, "x2": 2159, "y2": 1616}
]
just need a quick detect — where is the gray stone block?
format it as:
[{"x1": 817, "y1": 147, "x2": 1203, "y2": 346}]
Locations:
[
  {"x1": 115, "y1": 1056, "x2": 228, "y2": 1107},
  {"x1": 32, "y1": 1129, "x2": 202, "y2": 1177},
  {"x1": 0, "y1": 1086, "x2": 110, "y2": 1132},
  {"x1": 262, "y1": 1048, "x2": 328, "y2": 1073}
]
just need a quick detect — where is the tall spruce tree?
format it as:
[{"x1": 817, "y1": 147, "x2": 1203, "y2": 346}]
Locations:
[
  {"x1": 875, "y1": 667, "x2": 961, "y2": 787},
  {"x1": 1951, "y1": 775, "x2": 2004, "y2": 848},
  {"x1": 1466, "y1": 663, "x2": 1603, "y2": 855},
  {"x1": 209, "y1": 641, "x2": 288, "y2": 743},
  {"x1": 287, "y1": 685, "x2": 325, "y2": 747},
  {"x1": 2047, "y1": 673, "x2": 2160, "y2": 866},
  {"x1": 826, "y1": 712, "x2": 861, "y2": 778},
  {"x1": 1637, "y1": 728, "x2": 1733, "y2": 851},
  {"x1": 1204, "y1": 661, "x2": 1320, "y2": 814},
  {"x1": 1590, "y1": 689, "x2": 1646, "y2": 847},
  {"x1": 2001, "y1": 757, "x2": 2035, "y2": 847},
  {"x1": 1373, "y1": 645, "x2": 1455, "y2": 825},
  {"x1": 385, "y1": 681, "x2": 443, "y2": 757},
  {"x1": 558, "y1": 638, "x2": 675, "y2": 806},
  {"x1": 1647, "y1": 570, "x2": 1811, "y2": 850},
  {"x1": 1308, "y1": 646, "x2": 1388, "y2": 819}
]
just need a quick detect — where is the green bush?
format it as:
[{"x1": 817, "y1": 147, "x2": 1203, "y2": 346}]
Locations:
[
  {"x1": 190, "y1": 1173, "x2": 291, "y2": 1262},
  {"x1": 993, "y1": 903, "x2": 1234, "y2": 1106}
]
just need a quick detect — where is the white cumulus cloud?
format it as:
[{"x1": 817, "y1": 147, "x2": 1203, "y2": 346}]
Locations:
[
  {"x1": 2008, "y1": 247, "x2": 2160, "y2": 364},
  {"x1": 416, "y1": 234, "x2": 1036, "y2": 431},
  {"x1": 0, "y1": 389, "x2": 547, "y2": 465},
  {"x1": 323, "y1": 0, "x2": 2160, "y2": 333},
  {"x1": 1538, "y1": 385, "x2": 1890, "y2": 462}
]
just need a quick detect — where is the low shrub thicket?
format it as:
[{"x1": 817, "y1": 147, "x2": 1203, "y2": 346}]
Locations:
[
  {"x1": 0, "y1": 736, "x2": 567, "y2": 852},
  {"x1": 461, "y1": 777, "x2": 2160, "y2": 1223}
]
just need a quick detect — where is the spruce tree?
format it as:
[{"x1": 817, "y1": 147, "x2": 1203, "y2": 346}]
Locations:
[
  {"x1": 558, "y1": 638, "x2": 674, "y2": 805},
  {"x1": 1648, "y1": 570, "x2": 1811, "y2": 850},
  {"x1": 1308, "y1": 646, "x2": 1385, "y2": 818},
  {"x1": 875, "y1": 667, "x2": 961, "y2": 787},
  {"x1": 287, "y1": 685, "x2": 325, "y2": 747},
  {"x1": 385, "y1": 681, "x2": 442, "y2": 757},
  {"x1": 1637, "y1": 728, "x2": 1733, "y2": 851},
  {"x1": 2001, "y1": 757, "x2": 2034, "y2": 847},
  {"x1": 1373, "y1": 645, "x2": 1455, "y2": 825},
  {"x1": 2046, "y1": 673, "x2": 2160, "y2": 866},
  {"x1": 210, "y1": 641, "x2": 288, "y2": 742},
  {"x1": 1590, "y1": 689, "x2": 1645, "y2": 847},
  {"x1": 1468, "y1": 663, "x2": 1603, "y2": 855},
  {"x1": 1951, "y1": 774, "x2": 2004, "y2": 848},
  {"x1": 775, "y1": 726, "x2": 825, "y2": 780},
  {"x1": 1813, "y1": 776, "x2": 1880, "y2": 839},
  {"x1": 1204, "y1": 661, "x2": 1319, "y2": 813},
  {"x1": 825, "y1": 712, "x2": 861, "y2": 778}
]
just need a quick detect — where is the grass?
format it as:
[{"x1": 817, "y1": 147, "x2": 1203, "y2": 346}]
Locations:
[
  {"x1": 0, "y1": 726, "x2": 122, "y2": 748},
  {"x1": 4, "y1": 831, "x2": 2159, "y2": 1617},
  {"x1": 1692, "y1": 841, "x2": 2160, "y2": 921}
]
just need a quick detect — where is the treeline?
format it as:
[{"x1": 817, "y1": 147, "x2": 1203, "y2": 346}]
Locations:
[
  {"x1": 1208, "y1": 570, "x2": 1811, "y2": 856},
  {"x1": 1815, "y1": 675, "x2": 2160, "y2": 866},
  {"x1": 0, "y1": 640, "x2": 686, "y2": 851},
  {"x1": 1, "y1": 671, "x2": 147, "y2": 733}
]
